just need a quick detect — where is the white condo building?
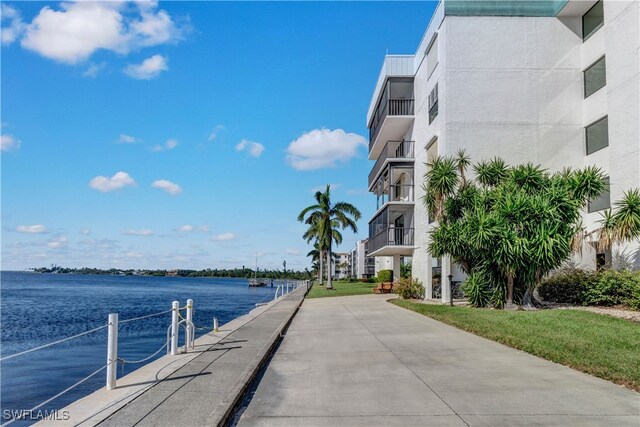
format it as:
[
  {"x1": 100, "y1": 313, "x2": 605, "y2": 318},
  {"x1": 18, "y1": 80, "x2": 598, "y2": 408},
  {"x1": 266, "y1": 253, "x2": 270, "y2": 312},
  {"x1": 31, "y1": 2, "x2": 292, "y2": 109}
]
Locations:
[{"x1": 366, "y1": 0, "x2": 640, "y2": 301}]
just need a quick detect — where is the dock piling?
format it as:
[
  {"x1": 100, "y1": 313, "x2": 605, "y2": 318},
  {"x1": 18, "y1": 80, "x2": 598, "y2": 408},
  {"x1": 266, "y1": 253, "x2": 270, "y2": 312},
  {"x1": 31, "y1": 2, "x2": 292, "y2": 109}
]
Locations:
[
  {"x1": 186, "y1": 299, "x2": 194, "y2": 349},
  {"x1": 106, "y1": 313, "x2": 118, "y2": 390},
  {"x1": 170, "y1": 301, "x2": 179, "y2": 355}
]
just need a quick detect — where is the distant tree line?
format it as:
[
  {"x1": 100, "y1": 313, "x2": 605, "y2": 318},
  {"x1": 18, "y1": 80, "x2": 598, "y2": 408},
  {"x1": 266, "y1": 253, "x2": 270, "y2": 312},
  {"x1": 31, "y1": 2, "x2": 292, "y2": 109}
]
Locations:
[{"x1": 30, "y1": 265, "x2": 312, "y2": 280}]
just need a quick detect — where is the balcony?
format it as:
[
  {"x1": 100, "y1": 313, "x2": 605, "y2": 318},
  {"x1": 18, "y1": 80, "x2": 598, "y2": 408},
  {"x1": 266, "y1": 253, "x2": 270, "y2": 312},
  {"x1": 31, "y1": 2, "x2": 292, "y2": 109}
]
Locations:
[
  {"x1": 368, "y1": 78, "x2": 415, "y2": 159},
  {"x1": 368, "y1": 140, "x2": 414, "y2": 188},
  {"x1": 368, "y1": 227, "x2": 415, "y2": 257},
  {"x1": 368, "y1": 205, "x2": 415, "y2": 257},
  {"x1": 375, "y1": 184, "x2": 414, "y2": 211}
]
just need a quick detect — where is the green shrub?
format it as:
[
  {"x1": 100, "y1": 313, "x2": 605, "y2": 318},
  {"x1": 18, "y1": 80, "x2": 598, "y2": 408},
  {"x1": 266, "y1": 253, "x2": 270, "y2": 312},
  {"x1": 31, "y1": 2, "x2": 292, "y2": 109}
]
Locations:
[
  {"x1": 394, "y1": 277, "x2": 425, "y2": 299},
  {"x1": 377, "y1": 269, "x2": 393, "y2": 283},
  {"x1": 538, "y1": 268, "x2": 593, "y2": 304},
  {"x1": 400, "y1": 262, "x2": 412, "y2": 279},
  {"x1": 367, "y1": 277, "x2": 376, "y2": 283},
  {"x1": 462, "y1": 271, "x2": 492, "y2": 307},
  {"x1": 539, "y1": 268, "x2": 640, "y2": 310},
  {"x1": 584, "y1": 270, "x2": 640, "y2": 308}
]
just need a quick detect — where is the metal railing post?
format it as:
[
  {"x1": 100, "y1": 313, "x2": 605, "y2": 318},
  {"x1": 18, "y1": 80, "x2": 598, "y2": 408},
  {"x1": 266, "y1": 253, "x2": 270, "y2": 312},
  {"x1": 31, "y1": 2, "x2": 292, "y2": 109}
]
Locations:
[
  {"x1": 106, "y1": 313, "x2": 118, "y2": 390},
  {"x1": 213, "y1": 317, "x2": 219, "y2": 333},
  {"x1": 186, "y1": 299, "x2": 193, "y2": 349},
  {"x1": 171, "y1": 301, "x2": 179, "y2": 355}
]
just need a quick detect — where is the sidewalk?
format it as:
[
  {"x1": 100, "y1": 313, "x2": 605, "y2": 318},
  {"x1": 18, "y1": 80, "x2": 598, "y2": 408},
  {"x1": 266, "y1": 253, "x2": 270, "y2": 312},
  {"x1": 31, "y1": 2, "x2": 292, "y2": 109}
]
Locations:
[{"x1": 238, "y1": 294, "x2": 640, "y2": 426}]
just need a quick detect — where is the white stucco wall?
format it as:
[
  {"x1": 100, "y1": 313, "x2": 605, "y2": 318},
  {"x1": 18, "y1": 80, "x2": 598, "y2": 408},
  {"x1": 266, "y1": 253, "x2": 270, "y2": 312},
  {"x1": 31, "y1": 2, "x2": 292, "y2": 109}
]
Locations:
[{"x1": 367, "y1": 0, "x2": 640, "y2": 297}]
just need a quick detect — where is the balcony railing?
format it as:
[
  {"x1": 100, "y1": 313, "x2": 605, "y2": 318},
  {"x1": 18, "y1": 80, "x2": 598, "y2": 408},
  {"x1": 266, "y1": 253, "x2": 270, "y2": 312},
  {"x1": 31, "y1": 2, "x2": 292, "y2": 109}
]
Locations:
[
  {"x1": 376, "y1": 184, "x2": 414, "y2": 210},
  {"x1": 368, "y1": 140, "x2": 415, "y2": 187},
  {"x1": 369, "y1": 99, "x2": 415, "y2": 151},
  {"x1": 368, "y1": 227, "x2": 415, "y2": 254}
]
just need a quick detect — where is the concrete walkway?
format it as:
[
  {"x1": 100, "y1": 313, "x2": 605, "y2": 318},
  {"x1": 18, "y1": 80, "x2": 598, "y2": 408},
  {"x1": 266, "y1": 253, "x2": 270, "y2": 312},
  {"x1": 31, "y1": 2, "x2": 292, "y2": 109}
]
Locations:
[{"x1": 239, "y1": 295, "x2": 640, "y2": 426}]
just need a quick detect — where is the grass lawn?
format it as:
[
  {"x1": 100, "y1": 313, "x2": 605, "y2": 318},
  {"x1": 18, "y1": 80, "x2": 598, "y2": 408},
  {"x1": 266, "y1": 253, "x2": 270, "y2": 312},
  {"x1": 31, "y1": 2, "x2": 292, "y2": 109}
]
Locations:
[
  {"x1": 307, "y1": 281, "x2": 377, "y2": 298},
  {"x1": 391, "y1": 299, "x2": 640, "y2": 391}
]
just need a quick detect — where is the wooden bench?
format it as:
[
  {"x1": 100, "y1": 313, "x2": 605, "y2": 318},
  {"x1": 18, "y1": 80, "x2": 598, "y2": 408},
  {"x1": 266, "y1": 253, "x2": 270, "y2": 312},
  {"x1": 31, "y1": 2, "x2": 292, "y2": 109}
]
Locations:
[{"x1": 373, "y1": 282, "x2": 394, "y2": 294}]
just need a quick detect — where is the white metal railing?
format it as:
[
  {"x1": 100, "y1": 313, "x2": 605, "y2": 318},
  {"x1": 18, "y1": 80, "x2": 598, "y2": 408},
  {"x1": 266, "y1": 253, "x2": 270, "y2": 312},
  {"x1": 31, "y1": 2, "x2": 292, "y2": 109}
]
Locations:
[
  {"x1": 0, "y1": 298, "x2": 211, "y2": 426},
  {"x1": 267, "y1": 279, "x2": 310, "y2": 303}
]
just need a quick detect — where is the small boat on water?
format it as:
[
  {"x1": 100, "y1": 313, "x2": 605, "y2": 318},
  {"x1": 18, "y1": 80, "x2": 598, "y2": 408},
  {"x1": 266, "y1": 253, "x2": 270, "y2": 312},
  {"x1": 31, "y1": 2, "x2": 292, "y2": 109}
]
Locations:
[
  {"x1": 248, "y1": 252, "x2": 268, "y2": 287},
  {"x1": 248, "y1": 278, "x2": 268, "y2": 287}
]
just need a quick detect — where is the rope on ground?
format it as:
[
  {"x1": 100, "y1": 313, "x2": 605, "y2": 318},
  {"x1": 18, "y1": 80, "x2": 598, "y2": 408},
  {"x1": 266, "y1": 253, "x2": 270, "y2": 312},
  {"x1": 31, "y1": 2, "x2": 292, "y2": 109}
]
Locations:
[
  {"x1": 0, "y1": 362, "x2": 112, "y2": 427},
  {"x1": 0, "y1": 323, "x2": 109, "y2": 362},
  {"x1": 119, "y1": 309, "x2": 173, "y2": 324}
]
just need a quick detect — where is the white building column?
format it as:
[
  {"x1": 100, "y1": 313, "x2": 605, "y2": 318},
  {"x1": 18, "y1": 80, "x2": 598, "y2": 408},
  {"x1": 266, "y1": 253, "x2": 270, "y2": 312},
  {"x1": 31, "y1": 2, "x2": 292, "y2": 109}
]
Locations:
[
  {"x1": 424, "y1": 255, "x2": 433, "y2": 300},
  {"x1": 393, "y1": 254, "x2": 401, "y2": 282},
  {"x1": 441, "y1": 255, "x2": 451, "y2": 304}
]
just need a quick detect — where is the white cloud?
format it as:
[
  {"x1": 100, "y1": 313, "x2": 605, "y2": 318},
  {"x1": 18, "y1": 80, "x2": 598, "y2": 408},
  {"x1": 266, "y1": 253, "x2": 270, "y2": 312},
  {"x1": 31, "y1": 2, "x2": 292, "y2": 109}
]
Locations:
[
  {"x1": 47, "y1": 235, "x2": 68, "y2": 249},
  {"x1": 82, "y1": 62, "x2": 105, "y2": 78},
  {"x1": 211, "y1": 232, "x2": 235, "y2": 241},
  {"x1": 78, "y1": 238, "x2": 120, "y2": 249},
  {"x1": 208, "y1": 124, "x2": 225, "y2": 141},
  {"x1": 116, "y1": 133, "x2": 140, "y2": 144},
  {"x1": 236, "y1": 139, "x2": 265, "y2": 158},
  {"x1": 122, "y1": 228, "x2": 154, "y2": 236},
  {"x1": 79, "y1": 227, "x2": 92, "y2": 235},
  {"x1": 16, "y1": 224, "x2": 48, "y2": 234},
  {"x1": 286, "y1": 128, "x2": 366, "y2": 171},
  {"x1": 16, "y1": 2, "x2": 184, "y2": 64},
  {"x1": 1, "y1": 4, "x2": 26, "y2": 45},
  {"x1": 285, "y1": 248, "x2": 301, "y2": 256},
  {"x1": 198, "y1": 225, "x2": 210, "y2": 232},
  {"x1": 151, "y1": 138, "x2": 178, "y2": 152},
  {"x1": 21, "y1": 2, "x2": 128, "y2": 64},
  {"x1": 311, "y1": 183, "x2": 341, "y2": 193},
  {"x1": 151, "y1": 179, "x2": 182, "y2": 195},
  {"x1": 124, "y1": 54, "x2": 168, "y2": 79},
  {"x1": 126, "y1": 251, "x2": 143, "y2": 258},
  {"x1": 89, "y1": 171, "x2": 136, "y2": 192},
  {"x1": 175, "y1": 224, "x2": 193, "y2": 232},
  {"x1": 1, "y1": 134, "x2": 21, "y2": 151}
]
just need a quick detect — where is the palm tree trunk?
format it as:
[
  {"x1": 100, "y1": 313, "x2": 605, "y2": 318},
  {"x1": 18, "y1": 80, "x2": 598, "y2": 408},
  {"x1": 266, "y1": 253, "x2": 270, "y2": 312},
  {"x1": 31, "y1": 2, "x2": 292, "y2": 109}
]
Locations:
[
  {"x1": 326, "y1": 243, "x2": 333, "y2": 290},
  {"x1": 319, "y1": 249, "x2": 324, "y2": 285}
]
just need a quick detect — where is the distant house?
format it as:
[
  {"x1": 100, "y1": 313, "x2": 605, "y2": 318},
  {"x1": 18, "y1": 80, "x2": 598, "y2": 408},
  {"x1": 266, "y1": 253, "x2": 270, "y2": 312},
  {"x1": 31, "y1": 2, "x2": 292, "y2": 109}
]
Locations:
[{"x1": 166, "y1": 270, "x2": 178, "y2": 277}]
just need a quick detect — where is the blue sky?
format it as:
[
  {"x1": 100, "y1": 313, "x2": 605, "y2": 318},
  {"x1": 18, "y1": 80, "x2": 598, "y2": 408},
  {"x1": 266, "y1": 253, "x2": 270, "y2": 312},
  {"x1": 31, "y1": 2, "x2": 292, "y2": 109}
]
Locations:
[{"x1": 1, "y1": 1, "x2": 436, "y2": 271}]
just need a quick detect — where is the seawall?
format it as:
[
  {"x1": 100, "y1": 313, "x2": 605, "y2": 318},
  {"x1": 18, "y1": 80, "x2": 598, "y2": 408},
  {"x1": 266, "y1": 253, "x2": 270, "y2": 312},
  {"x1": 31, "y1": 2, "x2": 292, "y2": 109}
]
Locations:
[{"x1": 39, "y1": 283, "x2": 308, "y2": 426}]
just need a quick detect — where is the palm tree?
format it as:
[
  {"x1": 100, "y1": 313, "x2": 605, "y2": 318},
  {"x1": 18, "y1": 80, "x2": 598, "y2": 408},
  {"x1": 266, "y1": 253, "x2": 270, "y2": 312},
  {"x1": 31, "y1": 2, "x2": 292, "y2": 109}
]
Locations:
[
  {"x1": 306, "y1": 242, "x2": 336, "y2": 283},
  {"x1": 302, "y1": 211, "x2": 329, "y2": 285},
  {"x1": 298, "y1": 185, "x2": 361, "y2": 289}
]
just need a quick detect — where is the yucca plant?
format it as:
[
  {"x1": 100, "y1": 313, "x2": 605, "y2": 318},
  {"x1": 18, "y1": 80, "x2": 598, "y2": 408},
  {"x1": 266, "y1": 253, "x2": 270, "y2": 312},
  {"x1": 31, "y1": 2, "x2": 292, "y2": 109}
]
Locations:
[
  {"x1": 462, "y1": 271, "x2": 492, "y2": 307},
  {"x1": 424, "y1": 153, "x2": 609, "y2": 308}
]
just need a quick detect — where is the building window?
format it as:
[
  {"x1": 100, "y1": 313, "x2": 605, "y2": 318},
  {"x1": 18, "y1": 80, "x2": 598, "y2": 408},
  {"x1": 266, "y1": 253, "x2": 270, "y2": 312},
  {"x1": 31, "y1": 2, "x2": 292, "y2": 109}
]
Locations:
[
  {"x1": 586, "y1": 116, "x2": 608, "y2": 155},
  {"x1": 426, "y1": 35, "x2": 438, "y2": 78},
  {"x1": 584, "y1": 56, "x2": 606, "y2": 98},
  {"x1": 588, "y1": 176, "x2": 610, "y2": 213},
  {"x1": 583, "y1": 1, "x2": 604, "y2": 41},
  {"x1": 428, "y1": 83, "x2": 438, "y2": 124}
]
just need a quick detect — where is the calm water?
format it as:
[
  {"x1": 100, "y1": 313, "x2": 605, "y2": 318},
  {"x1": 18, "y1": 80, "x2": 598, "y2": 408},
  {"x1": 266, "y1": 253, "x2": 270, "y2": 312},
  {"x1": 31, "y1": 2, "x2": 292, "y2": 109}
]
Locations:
[{"x1": 0, "y1": 272, "x2": 278, "y2": 423}]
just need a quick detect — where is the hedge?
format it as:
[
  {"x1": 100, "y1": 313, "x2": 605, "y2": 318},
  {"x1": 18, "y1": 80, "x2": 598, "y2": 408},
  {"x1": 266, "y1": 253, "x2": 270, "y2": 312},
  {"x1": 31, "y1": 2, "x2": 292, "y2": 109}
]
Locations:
[{"x1": 539, "y1": 269, "x2": 640, "y2": 310}]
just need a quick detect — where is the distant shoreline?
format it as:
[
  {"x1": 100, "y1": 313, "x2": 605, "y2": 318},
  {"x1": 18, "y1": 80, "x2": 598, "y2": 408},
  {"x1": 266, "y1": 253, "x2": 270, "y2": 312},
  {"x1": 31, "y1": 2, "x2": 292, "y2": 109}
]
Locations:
[{"x1": 13, "y1": 267, "x2": 311, "y2": 280}]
